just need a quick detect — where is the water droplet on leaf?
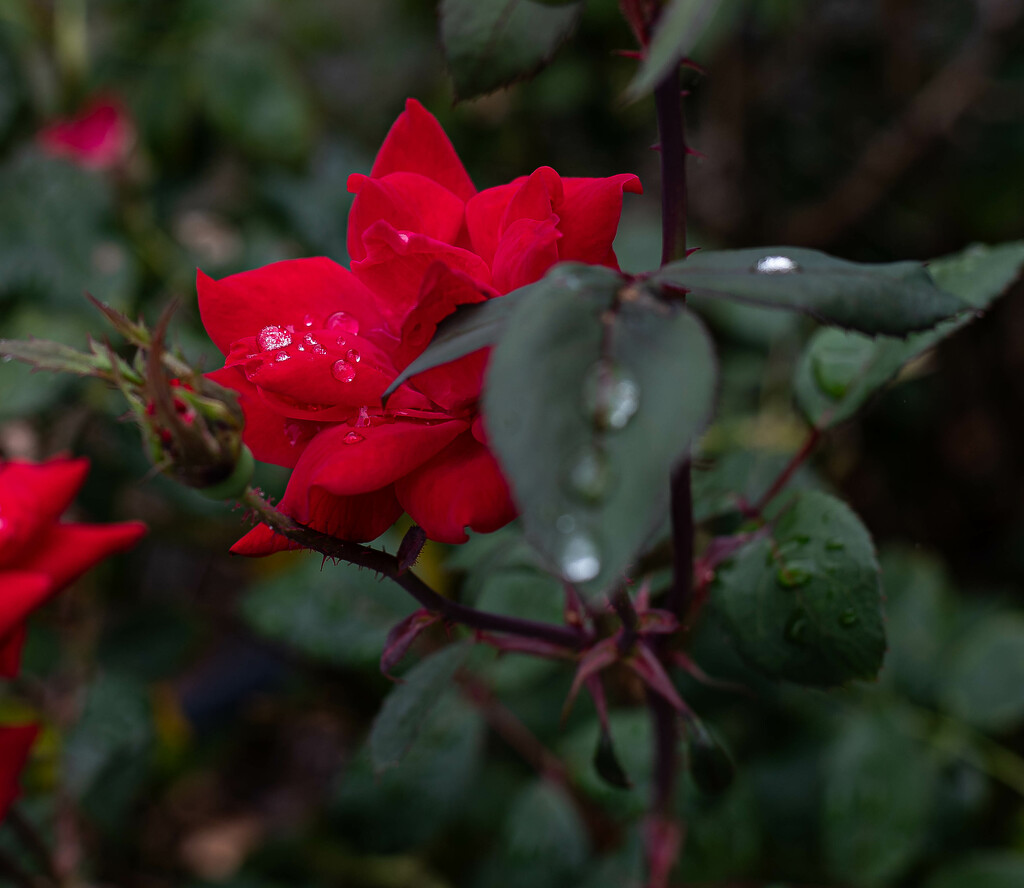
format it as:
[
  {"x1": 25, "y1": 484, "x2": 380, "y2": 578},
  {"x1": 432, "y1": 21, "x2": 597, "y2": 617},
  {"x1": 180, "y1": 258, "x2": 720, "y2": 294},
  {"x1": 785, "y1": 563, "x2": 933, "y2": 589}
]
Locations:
[
  {"x1": 326, "y1": 312, "x2": 360, "y2": 335},
  {"x1": 564, "y1": 447, "x2": 611, "y2": 503},
  {"x1": 754, "y1": 255, "x2": 800, "y2": 274},
  {"x1": 583, "y1": 361, "x2": 640, "y2": 431},
  {"x1": 258, "y1": 325, "x2": 292, "y2": 351},
  {"x1": 777, "y1": 565, "x2": 811, "y2": 587},
  {"x1": 559, "y1": 532, "x2": 601, "y2": 583},
  {"x1": 332, "y1": 360, "x2": 356, "y2": 383},
  {"x1": 839, "y1": 608, "x2": 859, "y2": 627}
]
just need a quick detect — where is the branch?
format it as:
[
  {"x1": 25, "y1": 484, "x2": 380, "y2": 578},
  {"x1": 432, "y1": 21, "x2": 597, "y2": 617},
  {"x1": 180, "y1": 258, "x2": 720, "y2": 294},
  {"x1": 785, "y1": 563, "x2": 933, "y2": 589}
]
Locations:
[{"x1": 239, "y1": 488, "x2": 585, "y2": 651}]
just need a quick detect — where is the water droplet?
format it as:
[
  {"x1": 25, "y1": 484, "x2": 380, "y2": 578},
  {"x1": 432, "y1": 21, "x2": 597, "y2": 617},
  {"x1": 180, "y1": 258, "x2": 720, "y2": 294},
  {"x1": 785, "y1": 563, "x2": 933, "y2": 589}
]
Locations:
[
  {"x1": 777, "y1": 565, "x2": 811, "y2": 587},
  {"x1": 274, "y1": 351, "x2": 291, "y2": 362},
  {"x1": 555, "y1": 513, "x2": 576, "y2": 534},
  {"x1": 257, "y1": 325, "x2": 292, "y2": 351},
  {"x1": 754, "y1": 255, "x2": 800, "y2": 274},
  {"x1": 397, "y1": 232, "x2": 410, "y2": 244},
  {"x1": 343, "y1": 431, "x2": 364, "y2": 444},
  {"x1": 583, "y1": 361, "x2": 640, "y2": 431},
  {"x1": 785, "y1": 611, "x2": 809, "y2": 643},
  {"x1": 332, "y1": 360, "x2": 357, "y2": 383},
  {"x1": 302, "y1": 333, "x2": 326, "y2": 355},
  {"x1": 284, "y1": 422, "x2": 304, "y2": 446},
  {"x1": 563, "y1": 447, "x2": 611, "y2": 503},
  {"x1": 355, "y1": 406, "x2": 371, "y2": 428},
  {"x1": 345, "y1": 348, "x2": 361, "y2": 364},
  {"x1": 825, "y1": 539, "x2": 845, "y2": 551},
  {"x1": 326, "y1": 312, "x2": 360, "y2": 335},
  {"x1": 559, "y1": 532, "x2": 601, "y2": 583},
  {"x1": 839, "y1": 608, "x2": 859, "y2": 627},
  {"x1": 303, "y1": 313, "x2": 315, "y2": 327}
]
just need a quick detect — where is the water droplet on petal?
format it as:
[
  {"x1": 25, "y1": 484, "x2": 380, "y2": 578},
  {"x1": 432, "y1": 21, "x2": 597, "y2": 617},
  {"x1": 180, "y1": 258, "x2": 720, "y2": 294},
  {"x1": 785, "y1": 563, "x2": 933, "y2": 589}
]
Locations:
[
  {"x1": 258, "y1": 325, "x2": 292, "y2": 351},
  {"x1": 583, "y1": 361, "x2": 640, "y2": 431},
  {"x1": 564, "y1": 447, "x2": 611, "y2": 503},
  {"x1": 355, "y1": 406, "x2": 371, "y2": 428},
  {"x1": 332, "y1": 360, "x2": 356, "y2": 383},
  {"x1": 559, "y1": 532, "x2": 601, "y2": 583},
  {"x1": 839, "y1": 608, "x2": 859, "y2": 627},
  {"x1": 303, "y1": 313, "x2": 315, "y2": 327},
  {"x1": 785, "y1": 611, "x2": 809, "y2": 643},
  {"x1": 275, "y1": 351, "x2": 291, "y2": 362},
  {"x1": 345, "y1": 348, "x2": 361, "y2": 364},
  {"x1": 754, "y1": 255, "x2": 800, "y2": 274},
  {"x1": 343, "y1": 431, "x2": 364, "y2": 444},
  {"x1": 284, "y1": 422, "x2": 304, "y2": 446},
  {"x1": 303, "y1": 333, "x2": 326, "y2": 355},
  {"x1": 335, "y1": 335, "x2": 347, "y2": 348},
  {"x1": 326, "y1": 312, "x2": 360, "y2": 335}
]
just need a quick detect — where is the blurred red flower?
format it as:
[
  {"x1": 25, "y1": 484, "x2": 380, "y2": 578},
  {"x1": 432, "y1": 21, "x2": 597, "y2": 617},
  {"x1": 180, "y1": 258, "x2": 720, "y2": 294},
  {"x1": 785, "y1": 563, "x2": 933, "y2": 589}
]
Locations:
[
  {"x1": 199, "y1": 99, "x2": 641, "y2": 549},
  {"x1": 0, "y1": 723, "x2": 38, "y2": 823},
  {"x1": 37, "y1": 96, "x2": 134, "y2": 170},
  {"x1": 0, "y1": 458, "x2": 147, "y2": 677}
]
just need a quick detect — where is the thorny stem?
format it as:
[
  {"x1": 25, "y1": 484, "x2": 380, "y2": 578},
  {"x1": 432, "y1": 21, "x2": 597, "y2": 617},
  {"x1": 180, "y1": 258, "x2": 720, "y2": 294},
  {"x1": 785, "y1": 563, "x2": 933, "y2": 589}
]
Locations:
[{"x1": 240, "y1": 488, "x2": 585, "y2": 651}]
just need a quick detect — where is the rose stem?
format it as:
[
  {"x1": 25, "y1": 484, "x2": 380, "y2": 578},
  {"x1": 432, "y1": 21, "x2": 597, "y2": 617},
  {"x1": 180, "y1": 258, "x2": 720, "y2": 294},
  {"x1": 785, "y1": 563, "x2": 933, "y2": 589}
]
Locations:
[{"x1": 239, "y1": 488, "x2": 585, "y2": 650}]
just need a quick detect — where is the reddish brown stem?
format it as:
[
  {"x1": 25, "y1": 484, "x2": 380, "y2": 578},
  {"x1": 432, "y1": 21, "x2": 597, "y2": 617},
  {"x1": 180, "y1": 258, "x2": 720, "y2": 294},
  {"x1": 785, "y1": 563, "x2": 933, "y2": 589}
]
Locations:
[{"x1": 752, "y1": 426, "x2": 822, "y2": 515}]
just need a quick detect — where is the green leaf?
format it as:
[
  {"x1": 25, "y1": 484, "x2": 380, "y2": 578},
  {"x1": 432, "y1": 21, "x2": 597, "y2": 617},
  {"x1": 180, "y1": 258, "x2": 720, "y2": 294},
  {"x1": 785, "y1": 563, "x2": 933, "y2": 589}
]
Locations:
[
  {"x1": 440, "y1": 0, "x2": 584, "y2": 101},
  {"x1": 940, "y1": 613, "x2": 1024, "y2": 732},
  {"x1": 823, "y1": 709, "x2": 935, "y2": 887},
  {"x1": 624, "y1": 0, "x2": 723, "y2": 102},
  {"x1": 654, "y1": 247, "x2": 966, "y2": 336},
  {"x1": 484, "y1": 264, "x2": 716, "y2": 596},
  {"x1": 713, "y1": 490, "x2": 885, "y2": 686},
  {"x1": 794, "y1": 242, "x2": 1024, "y2": 427},
  {"x1": 332, "y1": 692, "x2": 485, "y2": 853},
  {"x1": 383, "y1": 284, "x2": 532, "y2": 400},
  {"x1": 0, "y1": 337, "x2": 110, "y2": 378},
  {"x1": 369, "y1": 642, "x2": 470, "y2": 772},
  {"x1": 241, "y1": 553, "x2": 416, "y2": 669},
  {"x1": 925, "y1": 854, "x2": 1024, "y2": 888}
]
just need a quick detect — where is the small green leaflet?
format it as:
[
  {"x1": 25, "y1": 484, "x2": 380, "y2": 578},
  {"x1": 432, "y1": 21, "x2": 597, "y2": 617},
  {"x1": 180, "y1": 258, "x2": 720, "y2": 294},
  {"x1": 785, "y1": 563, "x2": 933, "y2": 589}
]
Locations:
[
  {"x1": 440, "y1": 0, "x2": 584, "y2": 101},
  {"x1": 653, "y1": 246, "x2": 967, "y2": 336},
  {"x1": 713, "y1": 490, "x2": 885, "y2": 686},
  {"x1": 624, "y1": 0, "x2": 723, "y2": 101},
  {"x1": 483, "y1": 264, "x2": 716, "y2": 596}
]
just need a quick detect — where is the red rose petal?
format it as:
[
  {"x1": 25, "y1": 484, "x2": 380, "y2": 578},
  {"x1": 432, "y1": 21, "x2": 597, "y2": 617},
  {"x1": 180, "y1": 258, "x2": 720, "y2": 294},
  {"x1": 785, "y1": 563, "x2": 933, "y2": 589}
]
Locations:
[
  {"x1": 492, "y1": 215, "x2": 562, "y2": 293},
  {"x1": 370, "y1": 98, "x2": 476, "y2": 202},
  {"x1": 396, "y1": 432, "x2": 517, "y2": 544},
  {"x1": 0, "y1": 572, "x2": 52, "y2": 650},
  {"x1": 555, "y1": 174, "x2": 643, "y2": 266},
  {"x1": 13, "y1": 523, "x2": 147, "y2": 591}
]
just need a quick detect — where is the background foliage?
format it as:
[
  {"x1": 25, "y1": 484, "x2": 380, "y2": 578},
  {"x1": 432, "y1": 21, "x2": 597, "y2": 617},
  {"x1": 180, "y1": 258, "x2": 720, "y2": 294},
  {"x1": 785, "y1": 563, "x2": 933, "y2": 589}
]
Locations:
[{"x1": 2, "y1": 0, "x2": 1024, "y2": 885}]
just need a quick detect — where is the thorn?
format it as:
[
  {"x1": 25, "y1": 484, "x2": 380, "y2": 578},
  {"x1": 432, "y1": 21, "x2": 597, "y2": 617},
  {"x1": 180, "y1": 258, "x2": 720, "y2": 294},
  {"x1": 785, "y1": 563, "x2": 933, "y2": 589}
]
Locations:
[
  {"x1": 685, "y1": 145, "x2": 707, "y2": 159},
  {"x1": 649, "y1": 143, "x2": 662, "y2": 152},
  {"x1": 680, "y1": 58, "x2": 707, "y2": 75},
  {"x1": 613, "y1": 49, "x2": 644, "y2": 60}
]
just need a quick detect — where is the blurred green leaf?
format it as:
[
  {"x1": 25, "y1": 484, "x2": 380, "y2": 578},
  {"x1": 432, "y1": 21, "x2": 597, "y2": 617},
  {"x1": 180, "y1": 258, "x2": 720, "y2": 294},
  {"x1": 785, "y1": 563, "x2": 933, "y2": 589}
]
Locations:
[
  {"x1": 241, "y1": 553, "x2": 416, "y2": 669},
  {"x1": 657, "y1": 247, "x2": 966, "y2": 336},
  {"x1": 925, "y1": 853, "x2": 1024, "y2": 888},
  {"x1": 484, "y1": 264, "x2": 715, "y2": 597},
  {"x1": 941, "y1": 614, "x2": 1024, "y2": 733},
  {"x1": 794, "y1": 242, "x2": 1024, "y2": 428},
  {"x1": 823, "y1": 709, "x2": 935, "y2": 887},
  {"x1": 333, "y1": 691, "x2": 485, "y2": 853},
  {"x1": 370, "y1": 642, "x2": 470, "y2": 772},
  {"x1": 693, "y1": 449, "x2": 816, "y2": 522},
  {"x1": 624, "y1": 0, "x2": 724, "y2": 101},
  {"x1": 713, "y1": 490, "x2": 885, "y2": 686},
  {"x1": 440, "y1": 0, "x2": 584, "y2": 101}
]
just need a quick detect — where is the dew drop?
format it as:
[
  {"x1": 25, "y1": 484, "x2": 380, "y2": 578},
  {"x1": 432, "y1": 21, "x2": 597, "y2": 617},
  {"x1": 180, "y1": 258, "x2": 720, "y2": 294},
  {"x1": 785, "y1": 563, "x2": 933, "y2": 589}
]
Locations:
[
  {"x1": 754, "y1": 255, "x2": 800, "y2": 274},
  {"x1": 343, "y1": 431, "x2": 364, "y2": 444},
  {"x1": 284, "y1": 422, "x2": 304, "y2": 446},
  {"x1": 839, "y1": 608, "x2": 859, "y2": 627},
  {"x1": 303, "y1": 313, "x2": 315, "y2": 327},
  {"x1": 785, "y1": 611, "x2": 809, "y2": 643},
  {"x1": 559, "y1": 532, "x2": 601, "y2": 583},
  {"x1": 564, "y1": 447, "x2": 611, "y2": 503},
  {"x1": 332, "y1": 359, "x2": 357, "y2": 383},
  {"x1": 257, "y1": 325, "x2": 293, "y2": 351},
  {"x1": 825, "y1": 539, "x2": 846, "y2": 551},
  {"x1": 355, "y1": 406, "x2": 371, "y2": 428},
  {"x1": 345, "y1": 348, "x2": 361, "y2": 364},
  {"x1": 777, "y1": 564, "x2": 812, "y2": 587},
  {"x1": 583, "y1": 361, "x2": 640, "y2": 431},
  {"x1": 326, "y1": 312, "x2": 360, "y2": 335},
  {"x1": 555, "y1": 513, "x2": 576, "y2": 535},
  {"x1": 274, "y1": 351, "x2": 291, "y2": 362}
]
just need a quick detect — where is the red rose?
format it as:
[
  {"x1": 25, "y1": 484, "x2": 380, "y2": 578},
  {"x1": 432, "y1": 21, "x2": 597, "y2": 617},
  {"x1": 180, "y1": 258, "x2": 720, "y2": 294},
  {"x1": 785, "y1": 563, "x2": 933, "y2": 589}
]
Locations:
[
  {"x1": 199, "y1": 99, "x2": 641, "y2": 550},
  {"x1": 0, "y1": 458, "x2": 147, "y2": 677},
  {"x1": 0, "y1": 723, "x2": 38, "y2": 823},
  {"x1": 37, "y1": 96, "x2": 134, "y2": 170}
]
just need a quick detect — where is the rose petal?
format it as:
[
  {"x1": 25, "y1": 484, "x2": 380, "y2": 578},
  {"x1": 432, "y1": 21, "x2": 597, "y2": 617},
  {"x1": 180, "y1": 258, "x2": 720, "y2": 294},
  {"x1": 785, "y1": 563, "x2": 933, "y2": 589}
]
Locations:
[
  {"x1": 231, "y1": 485, "x2": 402, "y2": 554},
  {"x1": 347, "y1": 172, "x2": 466, "y2": 262},
  {"x1": 13, "y1": 523, "x2": 146, "y2": 591},
  {"x1": 465, "y1": 180, "x2": 523, "y2": 267},
  {"x1": 197, "y1": 258, "x2": 386, "y2": 356},
  {"x1": 396, "y1": 432, "x2": 516, "y2": 544},
  {"x1": 500, "y1": 166, "x2": 563, "y2": 230},
  {"x1": 555, "y1": 174, "x2": 643, "y2": 266},
  {"x1": 492, "y1": 215, "x2": 562, "y2": 293},
  {"x1": 0, "y1": 458, "x2": 89, "y2": 558},
  {"x1": 0, "y1": 571, "x2": 52, "y2": 648},
  {"x1": 370, "y1": 98, "x2": 476, "y2": 201}
]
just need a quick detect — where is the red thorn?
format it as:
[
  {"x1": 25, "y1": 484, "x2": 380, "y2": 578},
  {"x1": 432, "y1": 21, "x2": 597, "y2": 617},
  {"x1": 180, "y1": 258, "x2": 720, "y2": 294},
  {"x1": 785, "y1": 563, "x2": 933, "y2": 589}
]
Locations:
[
  {"x1": 649, "y1": 143, "x2": 662, "y2": 152},
  {"x1": 613, "y1": 49, "x2": 644, "y2": 60},
  {"x1": 685, "y1": 146, "x2": 707, "y2": 159},
  {"x1": 680, "y1": 58, "x2": 707, "y2": 75}
]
